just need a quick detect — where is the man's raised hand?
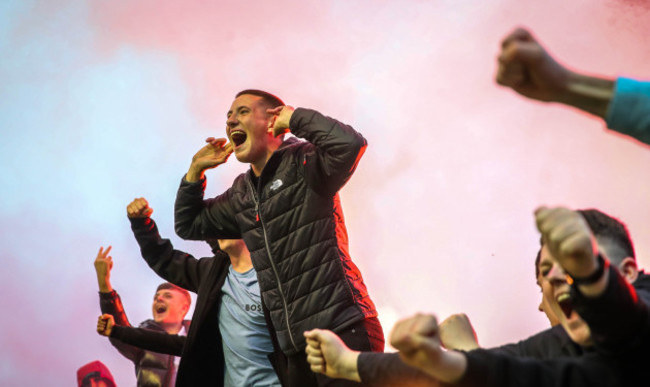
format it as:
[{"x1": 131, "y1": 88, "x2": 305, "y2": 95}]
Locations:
[
  {"x1": 94, "y1": 246, "x2": 113, "y2": 293},
  {"x1": 391, "y1": 313, "x2": 467, "y2": 383},
  {"x1": 304, "y1": 329, "x2": 361, "y2": 382},
  {"x1": 439, "y1": 313, "x2": 479, "y2": 351},
  {"x1": 496, "y1": 27, "x2": 571, "y2": 103},
  {"x1": 127, "y1": 197, "x2": 153, "y2": 219},
  {"x1": 97, "y1": 314, "x2": 115, "y2": 337},
  {"x1": 267, "y1": 106, "x2": 295, "y2": 137},
  {"x1": 535, "y1": 207, "x2": 599, "y2": 279},
  {"x1": 187, "y1": 137, "x2": 233, "y2": 182}
]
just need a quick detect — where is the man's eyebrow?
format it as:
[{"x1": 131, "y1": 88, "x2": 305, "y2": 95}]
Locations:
[{"x1": 227, "y1": 105, "x2": 249, "y2": 117}]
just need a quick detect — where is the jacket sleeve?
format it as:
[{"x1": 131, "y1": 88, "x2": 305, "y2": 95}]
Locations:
[
  {"x1": 110, "y1": 325, "x2": 185, "y2": 356},
  {"x1": 449, "y1": 349, "x2": 615, "y2": 387},
  {"x1": 488, "y1": 326, "x2": 580, "y2": 359},
  {"x1": 174, "y1": 176, "x2": 242, "y2": 241},
  {"x1": 130, "y1": 216, "x2": 223, "y2": 293},
  {"x1": 99, "y1": 290, "x2": 143, "y2": 362},
  {"x1": 358, "y1": 352, "x2": 440, "y2": 386},
  {"x1": 448, "y1": 265, "x2": 648, "y2": 387},
  {"x1": 571, "y1": 264, "x2": 650, "y2": 354},
  {"x1": 605, "y1": 77, "x2": 650, "y2": 145},
  {"x1": 289, "y1": 108, "x2": 367, "y2": 196}
]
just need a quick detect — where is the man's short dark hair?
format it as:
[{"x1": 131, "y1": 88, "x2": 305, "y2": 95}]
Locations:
[
  {"x1": 577, "y1": 209, "x2": 636, "y2": 266},
  {"x1": 156, "y1": 282, "x2": 192, "y2": 307},
  {"x1": 235, "y1": 89, "x2": 285, "y2": 109},
  {"x1": 535, "y1": 208, "x2": 635, "y2": 278},
  {"x1": 534, "y1": 248, "x2": 542, "y2": 281}
]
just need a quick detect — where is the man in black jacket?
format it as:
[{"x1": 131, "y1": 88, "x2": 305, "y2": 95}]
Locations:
[
  {"x1": 95, "y1": 246, "x2": 191, "y2": 387},
  {"x1": 304, "y1": 208, "x2": 650, "y2": 386},
  {"x1": 174, "y1": 90, "x2": 383, "y2": 385},
  {"x1": 98, "y1": 197, "x2": 282, "y2": 386},
  {"x1": 305, "y1": 207, "x2": 649, "y2": 386}
]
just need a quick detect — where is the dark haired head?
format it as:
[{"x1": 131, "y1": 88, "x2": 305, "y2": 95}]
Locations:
[
  {"x1": 156, "y1": 282, "x2": 192, "y2": 307},
  {"x1": 535, "y1": 208, "x2": 635, "y2": 278},
  {"x1": 534, "y1": 248, "x2": 542, "y2": 282},
  {"x1": 235, "y1": 89, "x2": 285, "y2": 109},
  {"x1": 576, "y1": 208, "x2": 635, "y2": 266}
]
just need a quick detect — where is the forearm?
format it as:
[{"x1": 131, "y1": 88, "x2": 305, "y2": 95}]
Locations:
[
  {"x1": 289, "y1": 108, "x2": 367, "y2": 192},
  {"x1": 130, "y1": 217, "x2": 202, "y2": 292},
  {"x1": 185, "y1": 165, "x2": 205, "y2": 183},
  {"x1": 450, "y1": 349, "x2": 612, "y2": 387},
  {"x1": 556, "y1": 72, "x2": 614, "y2": 119},
  {"x1": 174, "y1": 176, "x2": 239, "y2": 240},
  {"x1": 419, "y1": 350, "x2": 466, "y2": 385},
  {"x1": 358, "y1": 352, "x2": 440, "y2": 386},
  {"x1": 99, "y1": 290, "x2": 130, "y2": 327},
  {"x1": 572, "y1": 265, "x2": 648, "y2": 352},
  {"x1": 110, "y1": 325, "x2": 185, "y2": 356},
  {"x1": 97, "y1": 276, "x2": 112, "y2": 293}
]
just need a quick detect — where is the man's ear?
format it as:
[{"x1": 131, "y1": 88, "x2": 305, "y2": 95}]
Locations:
[{"x1": 617, "y1": 257, "x2": 639, "y2": 283}]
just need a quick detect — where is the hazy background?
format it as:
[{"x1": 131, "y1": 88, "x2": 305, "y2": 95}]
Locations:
[{"x1": 2, "y1": 0, "x2": 650, "y2": 385}]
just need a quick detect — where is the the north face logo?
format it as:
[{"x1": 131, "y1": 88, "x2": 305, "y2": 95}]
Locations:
[{"x1": 270, "y1": 179, "x2": 283, "y2": 191}]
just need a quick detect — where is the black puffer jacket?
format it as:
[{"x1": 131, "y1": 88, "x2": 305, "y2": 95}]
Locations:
[
  {"x1": 175, "y1": 107, "x2": 378, "y2": 355},
  {"x1": 99, "y1": 290, "x2": 191, "y2": 387}
]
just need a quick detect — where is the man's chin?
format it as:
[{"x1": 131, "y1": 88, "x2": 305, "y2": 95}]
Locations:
[{"x1": 233, "y1": 149, "x2": 248, "y2": 163}]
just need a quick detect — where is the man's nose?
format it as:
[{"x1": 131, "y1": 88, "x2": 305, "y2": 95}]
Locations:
[
  {"x1": 226, "y1": 115, "x2": 238, "y2": 127},
  {"x1": 548, "y1": 263, "x2": 567, "y2": 283}
]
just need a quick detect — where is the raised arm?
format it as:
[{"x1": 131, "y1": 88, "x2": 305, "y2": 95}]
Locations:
[
  {"x1": 305, "y1": 328, "x2": 441, "y2": 386},
  {"x1": 536, "y1": 206, "x2": 649, "y2": 351},
  {"x1": 174, "y1": 139, "x2": 240, "y2": 241},
  {"x1": 496, "y1": 27, "x2": 614, "y2": 119},
  {"x1": 94, "y1": 246, "x2": 143, "y2": 361},
  {"x1": 98, "y1": 314, "x2": 184, "y2": 356},
  {"x1": 497, "y1": 28, "x2": 650, "y2": 145},
  {"x1": 269, "y1": 106, "x2": 367, "y2": 195},
  {"x1": 128, "y1": 197, "x2": 218, "y2": 292}
]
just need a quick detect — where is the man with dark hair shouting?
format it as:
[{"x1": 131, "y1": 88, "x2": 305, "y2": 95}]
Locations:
[{"x1": 174, "y1": 90, "x2": 383, "y2": 386}]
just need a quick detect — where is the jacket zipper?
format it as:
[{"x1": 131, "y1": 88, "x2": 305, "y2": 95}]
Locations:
[{"x1": 246, "y1": 178, "x2": 299, "y2": 352}]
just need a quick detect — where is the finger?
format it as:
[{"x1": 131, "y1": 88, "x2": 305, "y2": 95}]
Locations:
[
  {"x1": 501, "y1": 27, "x2": 535, "y2": 49},
  {"x1": 266, "y1": 106, "x2": 283, "y2": 115},
  {"x1": 224, "y1": 142, "x2": 234, "y2": 154},
  {"x1": 104, "y1": 245, "x2": 112, "y2": 256},
  {"x1": 304, "y1": 329, "x2": 320, "y2": 340},
  {"x1": 539, "y1": 208, "x2": 573, "y2": 237},
  {"x1": 496, "y1": 66, "x2": 526, "y2": 87},
  {"x1": 206, "y1": 137, "x2": 228, "y2": 147},
  {"x1": 305, "y1": 338, "x2": 321, "y2": 350},
  {"x1": 309, "y1": 363, "x2": 324, "y2": 374},
  {"x1": 305, "y1": 344, "x2": 322, "y2": 356},
  {"x1": 306, "y1": 354, "x2": 325, "y2": 366},
  {"x1": 502, "y1": 41, "x2": 545, "y2": 68}
]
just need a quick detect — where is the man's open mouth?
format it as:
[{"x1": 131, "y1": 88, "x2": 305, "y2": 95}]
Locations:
[
  {"x1": 557, "y1": 293, "x2": 573, "y2": 318},
  {"x1": 230, "y1": 130, "x2": 247, "y2": 147},
  {"x1": 155, "y1": 305, "x2": 167, "y2": 314}
]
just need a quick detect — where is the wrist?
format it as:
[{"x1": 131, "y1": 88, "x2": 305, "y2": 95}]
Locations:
[
  {"x1": 186, "y1": 166, "x2": 205, "y2": 182},
  {"x1": 342, "y1": 351, "x2": 361, "y2": 382},
  {"x1": 567, "y1": 253, "x2": 609, "y2": 286},
  {"x1": 558, "y1": 72, "x2": 614, "y2": 118},
  {"x1": 98, "y1": 279, "x2": 112, "y2": 293}
]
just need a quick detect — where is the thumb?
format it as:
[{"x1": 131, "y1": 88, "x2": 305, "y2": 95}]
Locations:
[{"x1": 266, "y1": 106, "x2": 283, "y2": 115}]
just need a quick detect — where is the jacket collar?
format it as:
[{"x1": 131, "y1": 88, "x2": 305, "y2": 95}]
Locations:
[{"x1": 247, "y1": 137, "x2": 301, "y2": 187}]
